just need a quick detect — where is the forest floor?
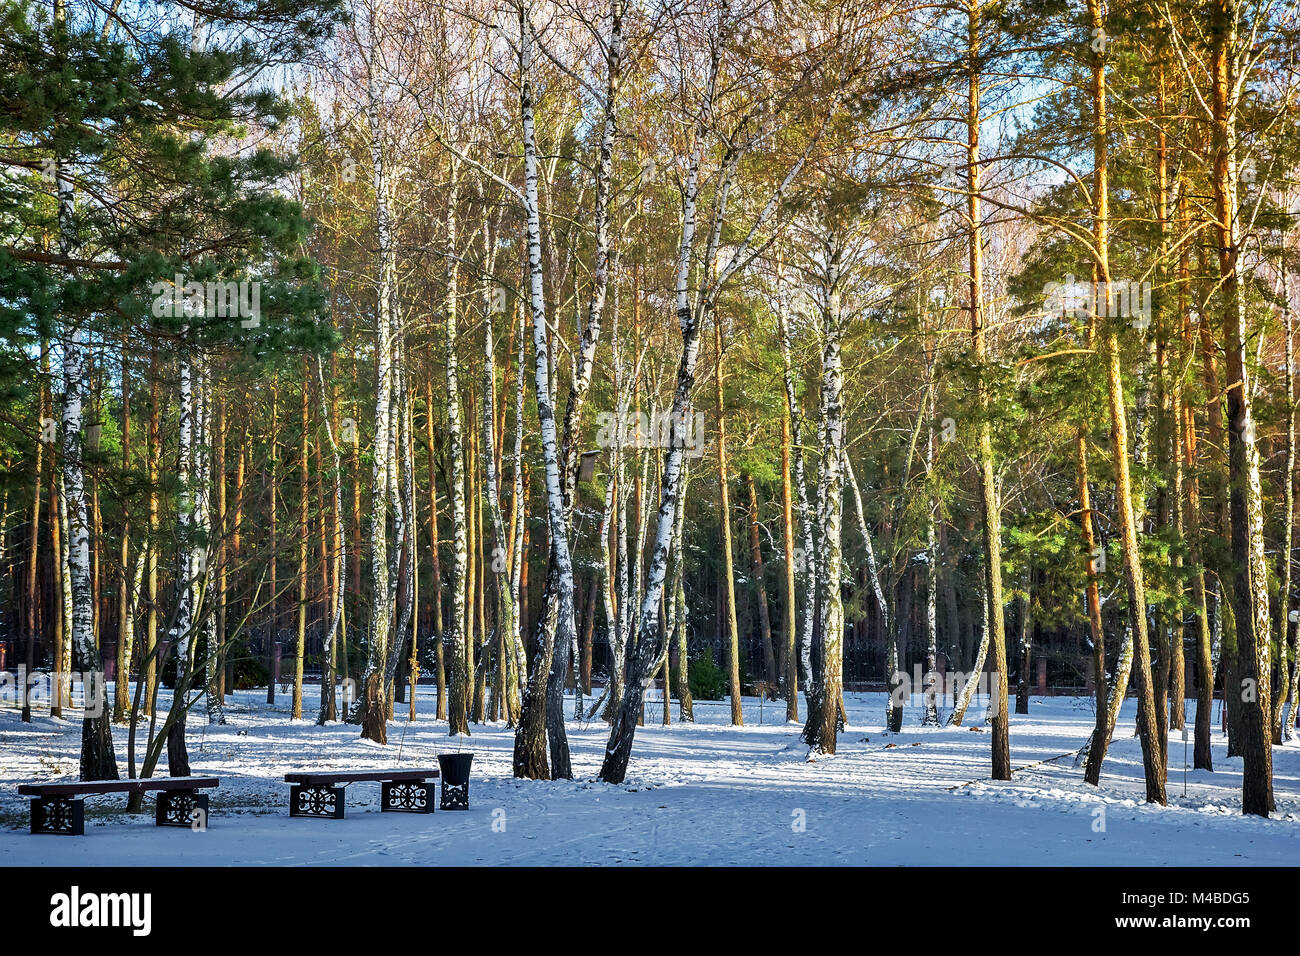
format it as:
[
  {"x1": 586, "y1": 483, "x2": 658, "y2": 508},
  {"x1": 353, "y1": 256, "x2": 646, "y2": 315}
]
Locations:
[{"x1": 2, "y1": 687, "x2": 1299, "y2": 865}]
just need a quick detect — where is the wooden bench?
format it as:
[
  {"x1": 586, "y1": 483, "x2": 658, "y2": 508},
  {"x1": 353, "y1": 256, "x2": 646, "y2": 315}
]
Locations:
[
  {"x1": 17, "y1": 777, "x2": 220, "y2": 835},
  {"x1": 283, "y1": 769, "x2": 440, "y2": 819}
]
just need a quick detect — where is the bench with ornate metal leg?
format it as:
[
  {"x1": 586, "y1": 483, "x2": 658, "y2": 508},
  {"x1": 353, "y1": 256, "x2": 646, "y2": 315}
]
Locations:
[
  {"x1": 283, "y1": 769, "x2": 439, "y2": 819},
  {"x1": 17, "y1": 778, "x2": 220, "y2": 835}
]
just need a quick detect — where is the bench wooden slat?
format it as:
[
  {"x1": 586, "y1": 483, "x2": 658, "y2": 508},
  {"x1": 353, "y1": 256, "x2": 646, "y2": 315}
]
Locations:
[
  {"x1": 283, "y1": 769, "x2": 438, "y2": 786},
  {"x1": 18, "y1": 777, "x2": 219, "y2": 797}
]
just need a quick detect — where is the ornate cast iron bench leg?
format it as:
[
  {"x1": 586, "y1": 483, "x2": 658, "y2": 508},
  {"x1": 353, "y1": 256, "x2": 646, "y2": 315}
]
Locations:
[
  {"x1": 156, "y1": 789, "x2": 210, "y2": 828},
  {"x1": 289, "y1": 784, "x2": 345, "y2": 819},
  {"x1": 31, "y1": 796, "x2": 84, "y2": 835},
  {"x1": 382, "y1": 780, "x2": 433, "y2": 813}
]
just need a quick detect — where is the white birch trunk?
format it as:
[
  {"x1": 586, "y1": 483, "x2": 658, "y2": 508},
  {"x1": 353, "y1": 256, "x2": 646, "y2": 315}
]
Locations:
[
  {"x1": 359, "y1": 38, "x2": 397, "y2": 741},
  {"x1": 513, "y1": 1, "x2": 579, "y2": 779}
]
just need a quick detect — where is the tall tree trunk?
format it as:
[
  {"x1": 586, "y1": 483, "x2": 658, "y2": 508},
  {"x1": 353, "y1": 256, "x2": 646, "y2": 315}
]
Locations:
[
  {"x1": 1278, "y1": 255, "x2": 1297, "y2": 742},
  {"x1": 268, "y1": 375, "x2": 279, "y2": 707},
  {"x1": 714, "y1": 319, "x2": 744, "y2": 725},
  {"x1": 779, "y1": 400, "x2": 799, "y2": 721},
  {"x1": 54, "y1": 140, "x2": 116, "y2": 778},
  {"x1": 293, "y1": 372, "x2": 309, "y2": 720},
  {"x1": 1177, "y1": 192, "x2": 1215, "y2": 770},
  {"x1": 599, "y1": 19, "x2": 719, "y2": 781},
  {"x1": 923, "y1": 379, "x2": 940, "y2": 726},
  {"x1": 423, "y1": 370, "x2": 448, "y2": 721},
  {"x1": 114, "y1": 340, "x2": 133, "y2": 723},
  {"x1": 805, "y1": 247, "x2": 846, "y2": 755},
  {"x1": 317, "y1": 361, "x2": 345, "y2": 724},
  {"x1": 21, "y1": 366, "x2": 45, "y2": 723},
  {"x1": 1211, "y1": 0, "x2": 1272, "y2": 814},
  {"x1": 777, "y1": 258, "x2": 818, "y2": 728},
  {"x1": 1081, "y1": 0, "x2": 1165, "y2": 803},
  {"x1": 513, "y1": 3, "x2": 580, "y2": 779},
  {"x1": 745, "y1": 474, "x2": 777, "y2": 691},
  {"x1": 443, "y1": 164, "x2": 470, "y2": 738},
  {"x1": 145, "y1": 369, "x2": 160, "y2": 721},
  {"x1": 481, "y1": 272, "x2": 520, "y2": 728},
  {"x1": 359, "y1": 39, "x2": 398, "y2": 743},
  {"x1": 965, "y1": 0, "x2": 1009, "y2": 780}
]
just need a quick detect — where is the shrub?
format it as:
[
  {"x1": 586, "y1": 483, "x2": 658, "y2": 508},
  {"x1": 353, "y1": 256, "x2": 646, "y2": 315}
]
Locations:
[{"x1": 688, "y1": 651, "x2": 728, "y2": 701}]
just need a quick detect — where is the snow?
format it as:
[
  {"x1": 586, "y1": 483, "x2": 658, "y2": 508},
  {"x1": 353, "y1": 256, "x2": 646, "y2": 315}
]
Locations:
[{"x1": 2, "y1": 687, "x2": 1299, "y2": 865}]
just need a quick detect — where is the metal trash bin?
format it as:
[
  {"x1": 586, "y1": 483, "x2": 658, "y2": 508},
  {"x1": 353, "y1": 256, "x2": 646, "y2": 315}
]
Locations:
[{"x1": 437, "y1": 753, "x2": 473, "y2": 810}]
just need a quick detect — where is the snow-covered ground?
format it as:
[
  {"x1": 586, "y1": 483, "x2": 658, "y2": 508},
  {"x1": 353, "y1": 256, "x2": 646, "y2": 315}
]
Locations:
[{"x1": 3, "y1": 687, "x2": 1299, "y2": 865}]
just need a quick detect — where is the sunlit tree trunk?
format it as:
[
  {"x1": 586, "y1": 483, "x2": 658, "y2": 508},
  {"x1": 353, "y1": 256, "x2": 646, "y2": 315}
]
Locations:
[
  {"x1": 965, "y1": 0, "x2": 1009, "y2": 780},
  {"x1": 293, "y1": 372, "x2": 309, "y2": 720},
  {"x1": 21, "y1": 365, "x2": 45, "y2": 723},
  {"x1": 714, "y1": 318, "x2": 744, "y2": 725},
  {"x1": 114, "y1": 340, "x2": 133, "y2": 723},
  {"x1": 1210, "y1": 0, "x2": 1272, "y2": 814},
  {"x1": 359, "y1": 39, "x2": 397, "y2": 743},
  {"x1": 53, "y1": 147, "x2": 116, "y2": 777},
  {"x1": 317, "y1": 361, "x2": 345, "y2": 724},
  {"x1": 145, "y1": 369, "x2": 160, "y2": 721},
  {"x1": 513, "y1": 2, "x2": 580, "y2": 779},
  {"x1": 1279, "y1": 259, "x2": 1297, "y2": 742},
  {"x1": 423, "y1": 370, "x2": 448, "y2": 720},
  {"x1": 779, "y1": 396, "x2": 798, "y2": 721},
  {"x1": 777, "y1": 257, "x2": 817, "y2": 725},
  {"x1": 443, "y1": 163, "x2": 471, "y2": 738},
  {"x1": 1081, "y1": 0, "x2": 1165, "y2": 803},
  {"x1": 746, "y1": 474, "x2": 776, "y2": 690},
  {"x1": 805, "y1": 248, "x2": 846, "y2": 756}
]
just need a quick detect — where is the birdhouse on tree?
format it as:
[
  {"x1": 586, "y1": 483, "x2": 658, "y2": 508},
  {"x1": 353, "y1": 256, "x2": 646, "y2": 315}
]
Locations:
[{"x1": 578, "y1": 450, "x2": 600, "y2": 484}]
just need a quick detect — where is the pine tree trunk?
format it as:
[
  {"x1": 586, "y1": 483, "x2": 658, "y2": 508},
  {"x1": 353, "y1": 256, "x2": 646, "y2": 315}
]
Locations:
[
  {"x1": 293, "y1": 373, "x2": 309, "y2": 720},
  {"x1": 745, "y1": 475, "x2": 777, "y2": 691},
  {"x1": 218, "y1": 393, "x2": 232, "y2": 703},
  {"x1": 56, "y1": 475, "x2": 72, "y2": 718},
  {"x1": 966, "y1": 0, "x2": 1009, "y2": 780},
  {"x1": 21, "y1": 371, "x2": 45, "y2": 723},
  {"x1": 1080, "y1": 0, "x2": 1165, "y2": 802},
  {"x1": 145, "y1": 371, "x2": 160, "y2": 721},
  {"x1": 268, "y1": 376, "x2": 279, "y2": 707},
  {"x1": 317, "y1": 361, "x2": 345, "y2": 724},
  {"x1": 1211, "y1": 0, "x2": 1272, "y2": 814},
  {"x1": 714, "y1": 321, "x2": 744, "y2": 725},
  {"x1": 114, "y1": 340, "x2": 133, "y2": 723}
]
